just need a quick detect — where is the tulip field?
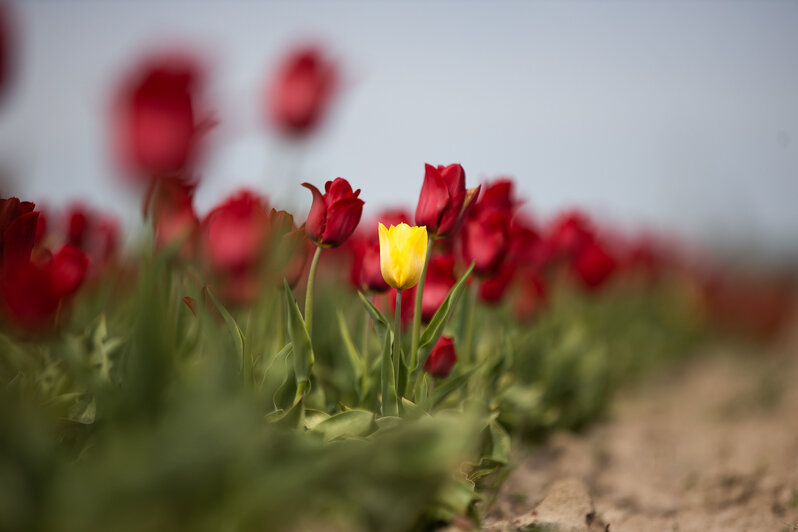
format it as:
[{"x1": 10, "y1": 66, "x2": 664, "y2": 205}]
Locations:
[{"x1": 1, "y1": 13, "x2": 796, "y2": 532}]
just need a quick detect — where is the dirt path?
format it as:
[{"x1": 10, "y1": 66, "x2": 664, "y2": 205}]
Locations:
[{"x1": 485, "y1": 327, "x2": 798, "y2": 532}]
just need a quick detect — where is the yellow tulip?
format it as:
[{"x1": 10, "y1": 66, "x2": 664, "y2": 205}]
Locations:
[{"x1": 378, "y1": 223, "x2": 428, "y2": 290}]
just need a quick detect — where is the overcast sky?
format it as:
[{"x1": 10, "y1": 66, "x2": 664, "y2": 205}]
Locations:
[{"x1": 0, "y1": 0, "x2": 796, "y2": 256}]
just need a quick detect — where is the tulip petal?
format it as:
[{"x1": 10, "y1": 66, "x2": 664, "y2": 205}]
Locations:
[
  {"x1": 323, "y1": 196, "x2": 364, "y2": 247},
  {"x1": 438, "y1": 164, "x2": 466, "y2": 197},
  {"x1": 415, "y1": 164, "x2": 449, "y2": 232},
  {"x1": 301, "y1": 182, "x2": 326, "y2": 243}
]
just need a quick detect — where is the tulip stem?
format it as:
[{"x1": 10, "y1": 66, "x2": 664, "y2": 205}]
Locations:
[
  {"x1": 304, "y1": 246, "x2": 323, "y2": 336},
  {"x1": 393, "y1": 289, "x2": 403, "y2": 406},
  {"x1": 409, "y1": 238, "x2": 433, "y2": 373}
]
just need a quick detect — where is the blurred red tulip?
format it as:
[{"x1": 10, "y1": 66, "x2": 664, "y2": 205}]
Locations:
[
  {"x1": 415, "y1": 163, "x2": 480, "y2": 239},
  {"x1": 63, "y1": 204, "x2": 120, "y2": 267},
  {"x1": 267, "y1": 46, "x2": 337, "y2": 137},
  {"x1": 572, "y1": 240, "x2": 617, "y2": 290},
  {"x1": 302, "y1": 178, "x2": 364, "y2": 247},
  {"x1": 513, "y1": 272, "x2": 548, "y2": 322},
  {"x1": 548, "y1": 210, "x2": 595, "y2": 259},
  {"x1": 375, "y1": 208, "x2": 411, "y2": 229},
  {"x1": 473, "y1": 179, "x2": 516, "y2": 216},
  {"x1": 423, "y1": 336, "x2": 457, "y2": 378},
  {"x1": 479, "y1": 262, "x2": 515, "y2": 304},
  {"x1": 421, "y1": 255, "x2": 456, "y2": 321},
  {"x1": 386, "y1": 286, "x2": 415, "y2": 326},
  {"x1": 461, "y1": 209, "x2": 511, "y2": 277},
  {"x1": 113, "y1": 53, "x2": 210, "y2": 179},
  {"x1": 350, "y1": 236, "x2": 389, "y2": 293},
  {"x1": 1, "y1": 197, "x2": 37, "y2": 270},
  {"x1": 153, "y1": 178, "x2": 198, "y2": 259},
  {"x1": 1, "y1": 244, "x2": 88, "y2": 331}
]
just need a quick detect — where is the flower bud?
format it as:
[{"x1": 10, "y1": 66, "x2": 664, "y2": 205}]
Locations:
[
  {"x1": 378, "y1": 222, "x2": 427, "y2": 290},
  {"x1": 423, "y1": 336, "x2": 457, "y2": 378},
  {"x1": 415, "y1": 163, "x2": 479, "y2": 239},
  {"x1": 302, "y1": 178, "x2": 364, "y2": 247}
]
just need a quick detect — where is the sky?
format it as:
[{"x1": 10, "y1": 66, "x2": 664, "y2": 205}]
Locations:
[{"x1": 0, "y1": 0, "x2": 796, "y2": 257}]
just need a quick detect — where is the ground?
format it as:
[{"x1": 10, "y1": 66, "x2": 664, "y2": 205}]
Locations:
[{"x1": 481, "y1": 322, "x2": 798, "y2": 532}]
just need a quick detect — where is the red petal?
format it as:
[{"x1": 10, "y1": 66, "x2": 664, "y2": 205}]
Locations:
[
  {"x1": 322, "y1": 196, "x2": 363, "y2": 247},
  {"x1": 301, "y1": 182, "x2": 326, "y2": 243}
]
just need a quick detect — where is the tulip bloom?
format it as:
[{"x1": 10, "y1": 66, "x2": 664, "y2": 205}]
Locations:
[
  {"x1": 113, "y1": 53, "x2": 210, "y2": 179},
  {"x1": 461, "y1": 210, "x2": 511, "y2": 277},
  {"x1": 572, "y1": 240, "x2": 617, "y2": 290},
  {"x1": 302, "y1": 178, "x2": 364, "y2": 247},
  {"x1": 415, "y1": 164, "x2": 480, "y2": 239},
  {"x1": 423, "y1": 336, "x2": 457, "y2": 379},
  {"x1": 267, "y1": 46, "x2": 337, "y2": 137},
  {"x1": 378, "y1": 223, "x2": 427, "y2": 290},
  {"x1": 152, "y1": 179, "x2": 199, "y2": 260}
]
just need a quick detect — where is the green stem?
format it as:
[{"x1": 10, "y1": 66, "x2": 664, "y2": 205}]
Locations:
[
  {"x1": 393, "y1": 289, "x2": 403, "y2": 405},
  {"x1": 361, "y1": 303, "x2": 371, "y2": 370},
  {"x1": 409, "y1": 238, "x2": 433, "y2": 373},
  {"x1": 462, "y1": 282, "x2": 478, "y2": 365},
  {"x1": 304, "y1": 246, "x2": 323, "y2": 337}
]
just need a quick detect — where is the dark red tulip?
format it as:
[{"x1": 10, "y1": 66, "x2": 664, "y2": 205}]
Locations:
[
  {"x1": 572, "y1": 240, "x2": 616, "y2": 290},
  {"x1": 548, "y1": 210, "x2": 595, "y2": 260},
  {"x1": 267, "y1": 46, "x2": 337, "y2": 137},
  {"x1": 423, "y1": 336, "x2": 457, "y2": 379},
  {"x1": 302, "y1": 177, "x2": 363, "y2": 247},
  {"x1": 472, "y1": 179, "x2": 516, "y2": 216},
  {"x1": 62, "y1": 204, "x2": 120, "y2": 266},
  {"x1": 1, "y1": 244, "x2": 88, "y2": 331},
  {"x1": 415, "y1": 163, "x2": 480, "y2": 239},
  {"x1": 113, "y1": 53, "x2": 210, "y2": 179},
  {"x1": 479, "y1": 262, "x2": 515, "y2": 304},
  {"x1": 350, "y1": 236, "x2": 389, "y2": 293},
  {"x1": 1, "y1": 197, "x2": 37, "y2": 270},
  {"x1": 153, "y1": 178, "x2": 198, "y2": 259},
  {"x1": 421, "y1": 255, "x2": 456, "y2": 321},
  {"x1": 513, "y1": 272, "x2": 547, "y2": 322},
  {"x1": 461, "y1": 209, "x2": 511, "y2": 277}
]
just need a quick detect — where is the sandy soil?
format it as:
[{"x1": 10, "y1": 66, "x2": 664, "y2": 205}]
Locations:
[{"x1": 484, "y1": 326, "x2": 798, "y2": 532}]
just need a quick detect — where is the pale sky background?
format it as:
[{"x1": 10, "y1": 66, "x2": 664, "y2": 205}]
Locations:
[{"x1": 0, "y1": 0, "x2": 796, "y2": 257}]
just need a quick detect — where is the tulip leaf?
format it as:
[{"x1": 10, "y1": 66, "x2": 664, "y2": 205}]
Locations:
[
  {"x1": 416, "y1": 262, "x2": 475, "y2": 371},
  {"x1": 357, "y1": 291, "x2": 389, "y2": 337},
  {"x1": 336, "y1": 309, "x2": 366, "y2": 396},
  {"x1": 418, "y1": 366, "x2": 479, "y2": 410},
  {"x1": 312, "y1": 409, "x2": 377, "y2": 441},
  {"x1": 284, "y1": 280, "x2": 315, "y2": 396},
  {"x1": 204, "y1": 286, "x2": 245, "y2": 371}
]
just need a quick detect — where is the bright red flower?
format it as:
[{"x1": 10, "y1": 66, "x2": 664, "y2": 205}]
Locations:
[
  {"x1": 423, "y1": 336, "x2": 457, "y2": 379},
  {"x1": 302, "y1": 177, "x2": 364, "y2": 247},
  {"x1": 1, "y1": 197, "x2": 37, "y2": 270},
  {"x1": 421, "y1": 255, "x2": 456, "y2": 321},
  {"x1": 415, "y1": 163, "x2": 480, "y2": 239},
  {"x1": 113, "y1": 53, "x2": 210, "y2": 179},
  {"x1": 572, "y1": 240, "x2": 617, "y2": 290},
  {"x1": 267, "y1": 46, "x2": 337, "y2": 137}
]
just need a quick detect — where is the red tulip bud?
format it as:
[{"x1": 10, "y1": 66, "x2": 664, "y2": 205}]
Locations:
[
  {"x1": 267, "y1": 46, "x2": 337, "y2": 137},
  {"x1": 423, "y1": 336, "x2": 457, "y2": 378},
  {"x1": 302, "y1": 177, "x2": 364, "y2": 247}
]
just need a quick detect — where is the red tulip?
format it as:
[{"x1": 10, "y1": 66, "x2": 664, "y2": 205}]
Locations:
[
  {"x1": 1, "y1": 197, "x2": 37, "y2": 270},
  {"x1": 415, "y1": 164, "x2": 480, "y2": 239},
  {"x1": 461, "y1": 209, "x2": 511, "y2": 277},
  {"x1": 548, "y1": 210, "x2": 595, "y2": 260},
  {"x1": 513, "y1": 272, "x2": 547, "y2": 322},
  {"x1": 267, "y1": 46, "x2": 337, "y2": 137},
  {"x1": 153, "y1": 178, "x2": 198, "y2": 259},
  {"x1": 302, "y1": 178, "x2": 364, "y2": 247},
  {"x1": 479, "y1": 262, "x2": 515, "y2": 304},
  {"x1": 1, "y1": 244, "x2": 88, "y2": 331},
  {"x1": 423, "y1": 336, "x2": 457, "y2": 379},
  {"x1": 350, "y1": 236, "x2": 389, "y2": 293},
  {"x1": 203, "y1": 189, "x2": 269, "y2": 274},
  {"x1": 472, "y1": 179, "x2": 516, "y2": 216},
  {"x1": 62, "y1": 204, "x2": 120, "y2": 266},
  {"x1": 421, "y1": 255, "x2": 456, "y2": 321},
  {"x1": 572, "y1": 240, "x2": 616, "y2": 290},
  {"x1": 113, "y1": 52, "x2": 210, "y2": 179}
]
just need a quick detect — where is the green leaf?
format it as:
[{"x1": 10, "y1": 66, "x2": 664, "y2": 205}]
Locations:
[
  {"x1": 265, "y1": 396, "x2": 305, "y2": 430},
  {"x1": 312, "y1": 409, "x2": 376, "y2": 441},
  {"x1": 416, "y1": 262, "x2": 474, "y2": 371},
  {"x1": 357, "y1": 291, "x2": 389, "y2": 337},
  {"x1": 418, "y1": 366, "x2": 479, "y2": 410},
  {"x1": 204, "y1": 286, "x2": 245, "y2": 370},
  {"x1": 336, "y1": 309, "x2": 366, "y2": 393},
  {"x1": 283, "y1": 280, "x2": 315, "y2": 394},
  {"x1": 427, "y1": 477, "x2": 478, "y2": 522}
]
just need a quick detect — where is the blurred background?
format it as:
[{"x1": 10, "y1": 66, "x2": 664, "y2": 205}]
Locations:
[{"x1": 0, "y1": 0, "x2": 796, "y2": 259}]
